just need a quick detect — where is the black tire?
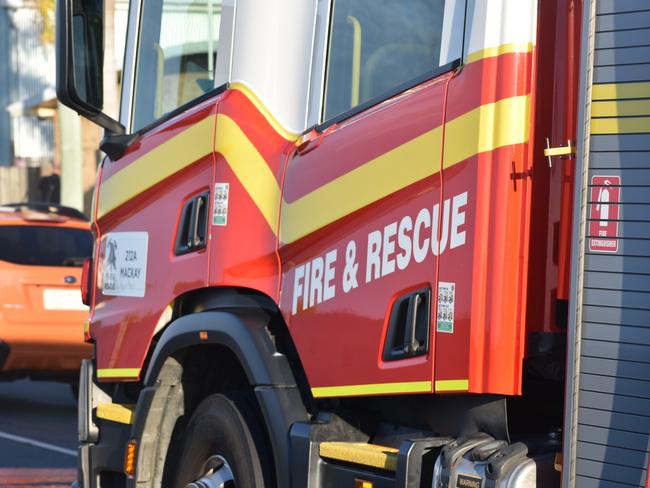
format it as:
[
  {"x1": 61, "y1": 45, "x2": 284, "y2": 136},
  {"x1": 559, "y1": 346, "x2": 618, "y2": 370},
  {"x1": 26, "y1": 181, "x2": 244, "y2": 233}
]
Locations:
[{"x1": 168, "y1": 392, "x2": 274, "y2": 488}]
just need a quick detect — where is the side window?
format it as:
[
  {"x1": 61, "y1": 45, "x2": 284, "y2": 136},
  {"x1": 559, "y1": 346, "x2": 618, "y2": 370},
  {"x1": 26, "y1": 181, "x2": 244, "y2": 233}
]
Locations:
[
  {"x1": 323, "y1": 0, "x2": 450, "y2": 121},
  {"x1": 131, "y1": 0, "x2": 222, "y2": 130}
]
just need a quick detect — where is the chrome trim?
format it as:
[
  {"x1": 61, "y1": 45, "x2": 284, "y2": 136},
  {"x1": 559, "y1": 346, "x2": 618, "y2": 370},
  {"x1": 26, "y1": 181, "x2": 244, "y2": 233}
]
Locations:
[
  {"x1": 562, "y1": 0, "x2": 596, "y2": 486},
  {"x1": 187, "y1": 455, "x2": 235, "y2": 488},
  {"x1": 306, "y1": 0, "x2": 331, "y2": 127},
  {"x1": 119, "y1": 0, "x2": 143, "y2": 132},
  {"x1": 78, "y1": 359, "x2": 97, "y2": 443},
  {"x1": 214, "y1": 0, "x2": 236, "y2": 88}
]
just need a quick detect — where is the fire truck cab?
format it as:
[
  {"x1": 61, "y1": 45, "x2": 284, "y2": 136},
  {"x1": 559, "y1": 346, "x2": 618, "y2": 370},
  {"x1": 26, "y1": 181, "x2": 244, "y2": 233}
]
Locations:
[{"x1": 57, "y1": 0, "x2": 650, "y2": 486}]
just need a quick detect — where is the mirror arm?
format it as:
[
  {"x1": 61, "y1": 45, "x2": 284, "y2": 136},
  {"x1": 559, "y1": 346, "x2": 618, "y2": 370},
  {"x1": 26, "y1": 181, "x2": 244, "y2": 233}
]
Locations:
[
  {"x1": 88, "y1": 111, "x2": 126, "y2": 136},
  {"x1": 100, "y1": 132, "x2": 140, "y2": 161}
]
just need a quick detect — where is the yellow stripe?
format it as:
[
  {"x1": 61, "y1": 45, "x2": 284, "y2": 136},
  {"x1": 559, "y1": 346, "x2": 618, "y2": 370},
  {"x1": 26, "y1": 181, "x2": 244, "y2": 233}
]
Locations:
[
  {"x1": 592, "y1": 100, "x2": 650, "y2": 117},
  {"x1": 96, "y1": 403, "x2": 136, "y2": 424},
  {"x1": 229, "y1": 82, "x2": 299, "y2": 141},
  {"x1": 97, "y1": 368, "x2": 140, "y2": 379},
  {"x1": 282, "y1": 124, "x2": 442, "y2": 243},
  {"x1": 592, "y1": 82, "x2": 650, "y2": 101},
  {"x1": 320, "y1": 442, "x2": 398, "y2": 471},
  {"x1": 591, "y1": 116, "x2": 650, "y2": 135},
  {"x1": 97, "y1": 94, "x2": 529, "y2": 241},
  {"x1": 215, "y1": 114, "x2": 281, "y2": 233},
  {"x1": 97, "y1": 117, "x2": 214, "y2": 218},
  {"x1": 311, "y1": 380, "x2": 431, "y2": 398},
  {"x1": 465, "y1": 42, "x2": 534, "y2": 65},
  {"x1": 443, "y1": 95, "x2": 530, "y2": 168},
  {"x1": 544, "y1": 145, "x2": 575, "y2": 157},
  {"x1": 435, "y1": 379, "x2": 469, "y2": 392},
  {"x1": 281, "y1": 95, "x2": 530, "y2": 244}
]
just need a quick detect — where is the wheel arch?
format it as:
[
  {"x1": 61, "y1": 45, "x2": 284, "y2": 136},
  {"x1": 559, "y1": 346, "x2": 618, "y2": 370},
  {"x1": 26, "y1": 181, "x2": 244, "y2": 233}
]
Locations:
[{"x1": 135, "y1": 287, "x2": 311, "y2": 488}]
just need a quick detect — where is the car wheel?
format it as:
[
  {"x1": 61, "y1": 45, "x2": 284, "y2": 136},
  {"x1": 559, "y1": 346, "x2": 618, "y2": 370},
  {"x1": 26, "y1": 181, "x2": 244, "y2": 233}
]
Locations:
[{"x1": 169, "y1": 392, "x2": 273, "y2": 488}]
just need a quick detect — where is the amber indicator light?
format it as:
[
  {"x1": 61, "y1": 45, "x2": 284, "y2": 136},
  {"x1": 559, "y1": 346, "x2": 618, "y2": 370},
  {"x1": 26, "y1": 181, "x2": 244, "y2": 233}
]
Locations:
[
  {"x1": 355, "y1": 480, "x2": 373, "y2": 488},
  {"x1": 124, "y1": 439, "x2": 137, "y2": 477},
  {"x1": 199, "y1": 330, "x2": 208, "y2": 340}
]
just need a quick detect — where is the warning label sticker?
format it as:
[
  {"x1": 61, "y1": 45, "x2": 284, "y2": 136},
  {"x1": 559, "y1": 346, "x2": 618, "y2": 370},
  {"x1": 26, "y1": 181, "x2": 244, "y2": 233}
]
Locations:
[
  {"x1": 437, "y1": 282, "x2": 455, "y2": 333},
  {"x1": 101, "y1": 232, "x2": 148, "y2": 297},
  {"x1": 456, "y1": 473, "x2": 483, "y2": 488},
  {"x1": 213, "y1": 182, "x2": 229, "y2": 226},
  {"x1": 589, "y1": 175, "x2": 620, "y2": 253}
]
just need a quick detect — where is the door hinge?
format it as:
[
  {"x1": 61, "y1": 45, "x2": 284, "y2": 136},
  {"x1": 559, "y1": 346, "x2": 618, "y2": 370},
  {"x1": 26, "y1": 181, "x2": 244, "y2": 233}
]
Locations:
[
  {"x1": 510, "y1": 162, "x2": 533, "y2": 191},
  {"x1": 544, "y1": 138, "x2": 576, "y2": 167}
]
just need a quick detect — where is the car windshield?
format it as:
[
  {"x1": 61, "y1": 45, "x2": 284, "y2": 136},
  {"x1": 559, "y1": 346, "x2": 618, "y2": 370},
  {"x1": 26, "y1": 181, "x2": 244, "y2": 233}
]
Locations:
[{"x1": 0, "y1": 225, "x2": 92, "y2": 267}]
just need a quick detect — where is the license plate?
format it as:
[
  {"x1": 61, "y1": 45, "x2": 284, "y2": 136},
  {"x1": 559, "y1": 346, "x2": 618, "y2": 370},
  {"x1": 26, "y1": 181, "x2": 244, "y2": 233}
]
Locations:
[{"x1": 43, "y1": 288, "x2": 88, "y2": 311}]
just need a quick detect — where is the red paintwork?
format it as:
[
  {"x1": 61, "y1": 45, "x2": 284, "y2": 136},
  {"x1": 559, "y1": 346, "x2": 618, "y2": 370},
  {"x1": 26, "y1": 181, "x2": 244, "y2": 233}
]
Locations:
[
  {"x1": 556, "y1": 0, "x2": 582, "y2": 301},
  {"x1": 526, "y1": 0, "x2": 581, "y2": 340},
  {"x1": 207, "y1": 90, "x2": 287, "y2": 299},
  {"x1": 279, "y1": 74, "x2": 449, "y2": 390},
  {"x1": 91, "y1": 97, "x2": 221, "y2": 375},
  {"x1": 90, "y1": 2, "x2": 578, "y2": 399}
]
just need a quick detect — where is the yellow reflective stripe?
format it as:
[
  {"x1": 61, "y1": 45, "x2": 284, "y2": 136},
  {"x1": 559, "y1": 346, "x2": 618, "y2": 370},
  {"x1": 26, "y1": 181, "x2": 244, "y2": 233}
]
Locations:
[
  {"x1": 97, "y1": 368, "x2": 140, "y2": 379},
  {"x1": 97, "y1": 94, "x2": 530, "y2": 244},
  {"x1": 465, "y1": 42, "x2": 534, "y2": 65},
  {"x1": 96, "y1": 403, "x2": 136, "y2": 424},
  {"x1": 229, "y1": 82, "x2": 299, "y2": 142},
  {"x1": 320, "y1": 442, "x2": 398, "y2": 472},
  {"x1": 443, "y1": 95, "x2": 531, "y2": 168},
  {"x1": 591, "y1": 82, "x2": 650, "y2": 134},
  {"x1": 97, "y1": 117, "x2": 214, "y2": 219},
  {"x1": 281, "y1": 124, "x2": 443, "y2": 244},
  {"x1": 435, "y1": 379, "x2": 469, "y2": 392},
  {"x1": 592, "y1": 99, "x2": 650, "y2": 118},
  {"x1": 592, "y1": 82, "x2": 650, "y2": 101},
  {"x1": 282, "y1": 95, "x2": 531, "y2": 244},
  {"x1": 215, "y1": 114, "x2": 281, "y2": 234},
  {"x1": 591, "y1": 117, "x2": 650, "y2": 135},
  {"x1": 311, "y1": 381, "x2": 432, "y2": 398}
]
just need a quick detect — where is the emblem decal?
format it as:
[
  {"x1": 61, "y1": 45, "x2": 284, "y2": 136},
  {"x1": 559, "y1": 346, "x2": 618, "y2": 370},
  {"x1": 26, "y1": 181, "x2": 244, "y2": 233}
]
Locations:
[{"x1": 101, "y1": 232, "x2": 148, "y2": 297}]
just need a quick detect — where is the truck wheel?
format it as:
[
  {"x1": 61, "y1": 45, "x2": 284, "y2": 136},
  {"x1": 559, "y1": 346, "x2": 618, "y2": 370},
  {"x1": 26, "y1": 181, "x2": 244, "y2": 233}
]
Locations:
[{"x1": 169, "y1": 392, "x2": 273, "y2": 488}]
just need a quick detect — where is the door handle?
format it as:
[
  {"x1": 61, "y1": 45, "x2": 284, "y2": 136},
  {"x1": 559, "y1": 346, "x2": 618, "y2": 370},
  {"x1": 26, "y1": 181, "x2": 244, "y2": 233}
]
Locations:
[
  {"x1": 403, "y1": 293, "x2": 422, "y2": 355},
  {"x1": 189, "y1": 195, "x2": 206, "y2": 248},
  {"x1": 383, "y1": 287, "x2": 431, "y2": 361},
  {"x1": 175, "y1": 191, "x2": 209, "y2": 256}
]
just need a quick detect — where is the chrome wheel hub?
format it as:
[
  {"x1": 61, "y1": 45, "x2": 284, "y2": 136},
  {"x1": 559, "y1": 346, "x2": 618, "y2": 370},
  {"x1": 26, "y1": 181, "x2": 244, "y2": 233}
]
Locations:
[{"x1": 185, "y1": 455, "x2": 235, "y2": 488}]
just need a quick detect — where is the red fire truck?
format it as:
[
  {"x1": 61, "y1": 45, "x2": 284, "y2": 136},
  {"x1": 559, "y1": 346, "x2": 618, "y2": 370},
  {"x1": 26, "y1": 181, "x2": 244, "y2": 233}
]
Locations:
[{"x1": 57, "y1": 0, "x2": 650, "y2": 486}]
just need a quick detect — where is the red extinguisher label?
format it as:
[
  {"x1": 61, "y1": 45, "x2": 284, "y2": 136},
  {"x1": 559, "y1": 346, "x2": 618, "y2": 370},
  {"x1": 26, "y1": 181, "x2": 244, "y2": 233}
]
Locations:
[{"x1": 589, "y1": 175, "x2": 621, "y2": 253}]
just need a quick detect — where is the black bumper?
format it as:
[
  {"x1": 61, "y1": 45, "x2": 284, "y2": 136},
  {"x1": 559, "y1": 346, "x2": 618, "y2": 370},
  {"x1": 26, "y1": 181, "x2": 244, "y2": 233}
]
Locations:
[{"x1": 76, "y1": 419, "x2": 131, "y2": 488}]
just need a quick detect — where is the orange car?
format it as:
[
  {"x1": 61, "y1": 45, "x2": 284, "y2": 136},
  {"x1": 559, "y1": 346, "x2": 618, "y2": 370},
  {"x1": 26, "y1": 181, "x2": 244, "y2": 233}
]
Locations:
[{"x1": 0, "y1": 203, "x2": 92, "y2": 385}]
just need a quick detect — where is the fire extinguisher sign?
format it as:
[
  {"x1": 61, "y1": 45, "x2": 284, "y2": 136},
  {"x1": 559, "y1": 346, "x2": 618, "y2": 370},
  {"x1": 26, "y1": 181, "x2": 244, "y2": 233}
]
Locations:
[{"x1": 589, "y1": 175, "x2": 621, "y2": 253}]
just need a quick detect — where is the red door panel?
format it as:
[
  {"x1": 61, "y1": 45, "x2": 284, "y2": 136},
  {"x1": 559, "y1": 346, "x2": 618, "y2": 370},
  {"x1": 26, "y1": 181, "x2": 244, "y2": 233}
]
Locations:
[
  {"x1": 279, "y1": 73, "x2": 453, "y2": 397},
  {"x1": 434, "y1": 50, "x2": 536, "y2": 395},
  {"x1": 91, "y1": 97, "x2": 222, "y2": 380}
]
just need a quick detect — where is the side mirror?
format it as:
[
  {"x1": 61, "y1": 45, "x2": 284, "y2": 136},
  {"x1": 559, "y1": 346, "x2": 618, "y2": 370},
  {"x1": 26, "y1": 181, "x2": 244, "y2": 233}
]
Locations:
[{"x1": 56, "y1": 0, "x2": 125, "y2": 135}]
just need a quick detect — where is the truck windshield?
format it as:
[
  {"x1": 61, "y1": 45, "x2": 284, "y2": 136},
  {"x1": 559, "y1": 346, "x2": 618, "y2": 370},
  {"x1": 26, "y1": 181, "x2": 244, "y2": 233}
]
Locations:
[
  {"x1": 131, "y1": 0, "x2": 222, "y2": 130},
  {"x1": 0, "y1": 226, "x2": 92, "y2": 267}
]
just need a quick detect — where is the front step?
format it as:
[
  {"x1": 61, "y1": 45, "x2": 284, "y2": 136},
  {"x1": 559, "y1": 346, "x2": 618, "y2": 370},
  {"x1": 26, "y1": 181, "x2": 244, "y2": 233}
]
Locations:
[
  {"x1": 320, "y1": 442, "x2": 399, "y2": 472},
  {"x1": 290, "y1": 414, "x2": 451, "y2": 488}
]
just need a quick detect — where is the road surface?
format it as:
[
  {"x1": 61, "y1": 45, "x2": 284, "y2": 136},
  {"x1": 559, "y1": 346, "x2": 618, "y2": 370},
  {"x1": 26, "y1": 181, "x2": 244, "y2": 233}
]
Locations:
[{"x1": 0, "y1": 380, "x2": 77, "y2": 487}]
